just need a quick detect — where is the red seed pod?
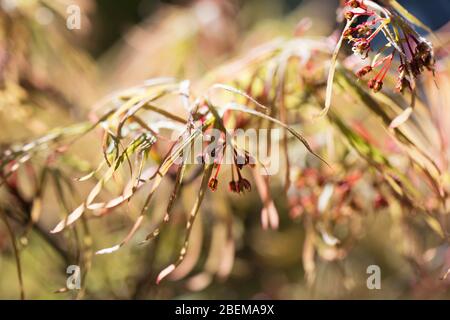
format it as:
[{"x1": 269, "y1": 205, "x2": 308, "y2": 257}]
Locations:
[
  {"x1": 238, "y1": 178, "x2": 251, "y2": 193},
  {"x1": 356, "y1": 65, "x2": 372, "y2": 78},
  {"x1": 352, "y1": 39, "x2": 371, "y2": 57},
  {"x1": 372, "y1": 80, "x2": 383, "y2": 92},
  {"x1": 343, "y1": 28, "x2": 353, "y2": 38},
  {"x1": 357, "y1": 24, "x2": 371, "y2": 37},
  {"x1": 356, "y1": 40, "x2": 370, "y2": 51},
  {"x1": 208, "y1": 178, "x2": 218, "y2": 191},
  {"x1": 228, "y1": 180, "x2": 238, "y2": 193}
]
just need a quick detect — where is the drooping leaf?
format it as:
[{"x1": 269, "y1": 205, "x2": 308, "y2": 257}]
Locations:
[{"x1": 155, "y1": 164, "x2": 213, "y2": 284}]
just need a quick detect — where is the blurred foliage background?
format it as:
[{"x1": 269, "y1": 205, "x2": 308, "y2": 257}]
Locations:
[{"x1": 0, "y1": 0, "x2": 450, "y2": 300}]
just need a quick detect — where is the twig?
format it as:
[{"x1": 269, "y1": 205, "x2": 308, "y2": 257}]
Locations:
[{"x1": 1, "y1": 210, "x2": 25, "y2": 300}]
